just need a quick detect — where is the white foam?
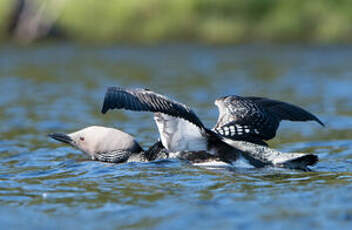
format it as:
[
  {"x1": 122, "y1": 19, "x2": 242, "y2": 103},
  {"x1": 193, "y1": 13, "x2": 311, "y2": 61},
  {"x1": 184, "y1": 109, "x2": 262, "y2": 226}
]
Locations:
[{"x1": 193, "y1": 160, "x2": 231, "y2": 168}]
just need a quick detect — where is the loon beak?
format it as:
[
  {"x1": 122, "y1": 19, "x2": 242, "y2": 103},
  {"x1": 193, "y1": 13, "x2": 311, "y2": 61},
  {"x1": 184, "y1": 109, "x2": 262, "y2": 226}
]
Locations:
[{"x1": 48, "y1": 133, "x2": 73, "y2": 145}]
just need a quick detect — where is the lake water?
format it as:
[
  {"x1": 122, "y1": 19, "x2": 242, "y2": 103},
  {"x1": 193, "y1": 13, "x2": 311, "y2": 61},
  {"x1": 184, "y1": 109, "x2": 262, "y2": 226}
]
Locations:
[{"x1": 0, "y1": 44, "x2": 351, "y2": 229}]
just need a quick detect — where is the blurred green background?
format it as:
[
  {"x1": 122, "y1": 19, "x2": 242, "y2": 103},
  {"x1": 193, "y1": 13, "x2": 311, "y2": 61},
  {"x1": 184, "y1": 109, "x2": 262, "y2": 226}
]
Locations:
[{"x1": 1, "y1": 0, "x2": 352, "y2": 44}]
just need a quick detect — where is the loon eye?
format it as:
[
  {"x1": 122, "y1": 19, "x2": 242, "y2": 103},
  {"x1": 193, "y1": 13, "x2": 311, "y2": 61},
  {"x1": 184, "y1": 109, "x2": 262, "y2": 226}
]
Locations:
[{"x1": 80, "y1": 137, "x2": 85, "y2": 141}]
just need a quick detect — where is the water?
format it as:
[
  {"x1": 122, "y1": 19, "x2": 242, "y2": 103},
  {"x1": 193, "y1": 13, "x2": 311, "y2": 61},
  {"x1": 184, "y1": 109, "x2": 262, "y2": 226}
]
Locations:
[{"x1": 0, "y1": 44, "x2": 352, "y2": 229}]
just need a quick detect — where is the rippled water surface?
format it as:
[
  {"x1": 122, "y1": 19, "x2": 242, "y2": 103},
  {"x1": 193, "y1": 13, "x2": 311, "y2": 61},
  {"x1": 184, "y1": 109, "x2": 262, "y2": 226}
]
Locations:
[{"x1": 0, "y1": 44, "x2": 352, "y2": 229}]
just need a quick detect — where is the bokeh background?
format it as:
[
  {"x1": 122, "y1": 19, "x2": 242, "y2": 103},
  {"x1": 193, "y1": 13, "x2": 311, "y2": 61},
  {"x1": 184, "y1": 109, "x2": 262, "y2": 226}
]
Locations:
[
  {"x1": 1, "y1": 0, "x2": 352, "y2": 44},
  {"x1": 1, "y1": 1, "x2": 352, "y2": 230}
]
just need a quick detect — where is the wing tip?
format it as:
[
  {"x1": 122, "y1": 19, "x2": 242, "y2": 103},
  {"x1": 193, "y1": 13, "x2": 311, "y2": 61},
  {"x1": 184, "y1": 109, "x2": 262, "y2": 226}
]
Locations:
[
  {"x1": 101, "y1": 105, "x2": 108, "y2": 114},
  {"x1": 101, "y1": 87, "x2": 119, "y2": 114},
  {"x1": 315, "y1": 118, "x2": 325, "y2": 127}
]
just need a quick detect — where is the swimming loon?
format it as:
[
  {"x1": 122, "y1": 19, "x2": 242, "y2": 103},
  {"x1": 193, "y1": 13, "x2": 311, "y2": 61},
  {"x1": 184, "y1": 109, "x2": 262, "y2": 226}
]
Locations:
[
  {"x1": 48, "y1": 126, "x2": 224, "y2": 164},
  {"x1": 101, "y1": 87, "x2": 319, "y2": 170},
  {"x1": 214, "y1": 95, "x2": 324, "y2": 146}
]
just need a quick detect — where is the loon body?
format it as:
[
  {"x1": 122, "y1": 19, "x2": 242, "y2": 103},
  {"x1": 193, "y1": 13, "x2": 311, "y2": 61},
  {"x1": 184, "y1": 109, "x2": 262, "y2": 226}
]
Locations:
[
  {"x1": 101, "y1": 87, "x2": 319, "y2": 170},
  {"x1": 214, "y1": 95, "x2": 324, "y2": 146}
]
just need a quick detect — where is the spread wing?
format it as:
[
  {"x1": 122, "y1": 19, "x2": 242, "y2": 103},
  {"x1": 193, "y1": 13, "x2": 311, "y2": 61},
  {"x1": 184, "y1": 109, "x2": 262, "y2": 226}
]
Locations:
[
  {"x1": 101, "y1": 87, "x2": 205, "y2": 129},
  {"x1": 245, "y1": 97, "x2": 325, "y2": 126},
  {"x1": 214, "y1": 96, "x2": 279, "y2": 143},
  {"x1": 214, "y1": 95, "x2": 324, "y2": 143}
]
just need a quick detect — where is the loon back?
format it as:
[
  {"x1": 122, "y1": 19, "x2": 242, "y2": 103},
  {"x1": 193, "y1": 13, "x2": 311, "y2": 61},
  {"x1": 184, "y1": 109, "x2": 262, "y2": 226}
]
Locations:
[
  {"x1": 222, "y1": 138, "x2": 318, "y2": 171},
  {"x1": 214, "y1": 95, "x2": 325, "y2": 145}
]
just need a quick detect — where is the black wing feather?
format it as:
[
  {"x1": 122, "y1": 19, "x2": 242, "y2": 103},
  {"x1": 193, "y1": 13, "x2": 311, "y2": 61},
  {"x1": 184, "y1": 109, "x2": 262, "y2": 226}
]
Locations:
[
  {"x1": 101, "y1": 87, "x2": 205, "y2": 129},
  {"x1": 246, "y1": 97, "x2": 325, "y2": 126}
]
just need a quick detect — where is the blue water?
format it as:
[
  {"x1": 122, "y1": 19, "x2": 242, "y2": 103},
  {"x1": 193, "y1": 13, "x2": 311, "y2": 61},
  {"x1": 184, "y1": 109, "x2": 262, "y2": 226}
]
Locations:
[{"x1": 0, "y1": 44, "x2": 352, "y2": 229}]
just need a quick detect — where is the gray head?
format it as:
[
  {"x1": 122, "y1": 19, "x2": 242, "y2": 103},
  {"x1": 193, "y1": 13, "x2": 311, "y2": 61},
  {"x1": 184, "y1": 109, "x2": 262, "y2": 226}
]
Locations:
[{"x1": 49, "y1": 126, "x2": 143, "y2": 159}]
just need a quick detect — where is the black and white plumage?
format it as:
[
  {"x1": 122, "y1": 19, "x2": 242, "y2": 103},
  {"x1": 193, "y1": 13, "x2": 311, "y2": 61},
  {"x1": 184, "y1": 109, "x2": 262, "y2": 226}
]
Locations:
[
  {"x1": 101, "y1": 87, "x2": 319, "y2": 170},
  {"x1": 102, "y1": 87, "x2": 236, "y2": 162},
  {"x1": 214, "y1": 95, "x2": 325, "y2": 146}
]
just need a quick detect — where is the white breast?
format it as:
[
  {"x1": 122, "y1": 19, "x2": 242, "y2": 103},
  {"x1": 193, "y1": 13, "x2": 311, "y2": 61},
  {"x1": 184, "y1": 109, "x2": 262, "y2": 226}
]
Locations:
[{"x1": 153, "y1": 113, "x2": 207, "y2": 152}]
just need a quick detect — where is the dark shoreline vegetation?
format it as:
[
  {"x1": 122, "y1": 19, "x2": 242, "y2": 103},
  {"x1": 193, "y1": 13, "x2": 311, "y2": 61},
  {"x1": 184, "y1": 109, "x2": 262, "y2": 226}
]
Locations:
[{"x1": 1, "y1": 0, "x2": 352, "y2": 44}]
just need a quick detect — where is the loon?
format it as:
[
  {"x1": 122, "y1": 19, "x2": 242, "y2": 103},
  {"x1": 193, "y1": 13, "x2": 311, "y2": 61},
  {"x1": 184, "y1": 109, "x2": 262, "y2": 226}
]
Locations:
[
  {"x1": 48, "y1": 126, "x2": 221, "y2": 164},
  {"x1": 214, "y1": 95, "x2": 325, "y2": 146},
  {"x1": 101, "y1": 87, "x2": 319, "y2": 170}
]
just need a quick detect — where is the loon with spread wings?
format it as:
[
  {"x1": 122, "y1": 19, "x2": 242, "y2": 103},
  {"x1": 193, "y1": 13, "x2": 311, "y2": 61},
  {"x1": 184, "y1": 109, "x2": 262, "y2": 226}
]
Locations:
[
  {"x1": 214, "y1": 95, "x2": 324, "y2": 146},
  {"x1": 101, "y1": 87, "x2": 238, "y2": 164},
  {"x1": 101, "y1": 87, "x2": 319, "y2": 170}
]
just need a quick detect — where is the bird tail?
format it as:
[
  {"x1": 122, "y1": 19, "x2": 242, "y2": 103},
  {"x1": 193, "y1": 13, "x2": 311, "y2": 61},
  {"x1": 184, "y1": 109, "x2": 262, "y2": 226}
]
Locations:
[{"x1": 222, "y1": 138, "x2": 318, "y2": 171}]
